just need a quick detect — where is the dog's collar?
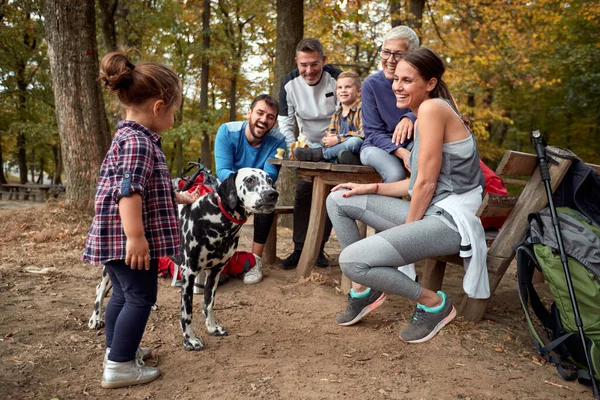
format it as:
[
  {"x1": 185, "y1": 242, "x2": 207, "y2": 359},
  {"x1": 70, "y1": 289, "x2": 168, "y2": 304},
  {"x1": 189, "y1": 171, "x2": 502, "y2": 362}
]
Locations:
[{"x1": 216, "y1": 196, "x2": 247, "y2": 225}]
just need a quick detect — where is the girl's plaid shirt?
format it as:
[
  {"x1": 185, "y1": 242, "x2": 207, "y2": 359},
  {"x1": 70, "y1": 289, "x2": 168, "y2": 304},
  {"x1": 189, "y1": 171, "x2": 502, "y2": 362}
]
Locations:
[{"x1": 83, "y1": 121, "x2": 179, "y2": 265}]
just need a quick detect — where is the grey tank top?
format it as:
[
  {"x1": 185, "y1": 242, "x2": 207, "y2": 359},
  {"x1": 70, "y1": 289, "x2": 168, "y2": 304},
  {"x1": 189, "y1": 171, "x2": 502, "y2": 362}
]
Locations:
[{"x1": 408, "y1": 99, "x2": 484, "y2": 205}]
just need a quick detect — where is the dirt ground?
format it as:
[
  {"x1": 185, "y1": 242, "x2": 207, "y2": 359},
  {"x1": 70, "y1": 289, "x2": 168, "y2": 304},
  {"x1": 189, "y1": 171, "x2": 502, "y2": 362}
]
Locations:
[{"x1": 0, "y1": 200, "x2": 593, "y2": 399}]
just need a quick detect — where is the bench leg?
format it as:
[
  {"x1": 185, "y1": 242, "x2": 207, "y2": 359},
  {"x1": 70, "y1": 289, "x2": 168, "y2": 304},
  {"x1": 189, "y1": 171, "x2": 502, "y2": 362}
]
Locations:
[
  {"x1": 458, "y1": 270, "x2": 506, "y2": 322},
  {"x1": 458, "y1": 297, "x2": 489, "y2": 322},
  {"x1": 421, "y1": 259, "x2": 446, "y2": 292},
  {"x1": 263, "y1": 216, "x2": 278, "y2": 265}
]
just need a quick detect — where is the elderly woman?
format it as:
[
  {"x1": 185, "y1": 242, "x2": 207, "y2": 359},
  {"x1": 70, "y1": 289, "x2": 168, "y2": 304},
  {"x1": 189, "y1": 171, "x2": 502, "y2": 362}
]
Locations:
[
  {"x1": 327, "y1": 47, "x2": 488, "y2": 343},
  {"x1": 360, "y1": 25, "x2": 419, "y2": 182}
]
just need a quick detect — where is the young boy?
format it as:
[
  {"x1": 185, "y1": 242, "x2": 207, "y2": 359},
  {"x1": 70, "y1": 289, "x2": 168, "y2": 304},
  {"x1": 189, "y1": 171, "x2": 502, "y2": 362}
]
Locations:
[{"x1": 294, "y1": 71, "x2": 364, "y2": 165}]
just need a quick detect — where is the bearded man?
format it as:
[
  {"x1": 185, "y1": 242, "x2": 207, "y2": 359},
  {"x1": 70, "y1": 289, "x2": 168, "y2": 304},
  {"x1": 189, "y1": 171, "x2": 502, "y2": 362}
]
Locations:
[{"x1": 213, "y1": 94, "x2": 286, "y2": 283}]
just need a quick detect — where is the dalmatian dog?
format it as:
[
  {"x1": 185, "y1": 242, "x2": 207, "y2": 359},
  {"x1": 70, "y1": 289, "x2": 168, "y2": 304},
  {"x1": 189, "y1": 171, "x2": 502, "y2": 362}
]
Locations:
[
  {"x1": 88, "y1": 268, "x2": 111, "y2": 329},
  {"x1": 179, "y1": 168, "x2": 277, "y2": 351}
]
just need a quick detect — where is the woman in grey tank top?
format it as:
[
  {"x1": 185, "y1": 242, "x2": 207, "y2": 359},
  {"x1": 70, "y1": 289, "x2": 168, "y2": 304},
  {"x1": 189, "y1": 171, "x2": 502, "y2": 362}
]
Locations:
[{"x1": 326, "y1": 47, "x2": 485, "y2": 344}]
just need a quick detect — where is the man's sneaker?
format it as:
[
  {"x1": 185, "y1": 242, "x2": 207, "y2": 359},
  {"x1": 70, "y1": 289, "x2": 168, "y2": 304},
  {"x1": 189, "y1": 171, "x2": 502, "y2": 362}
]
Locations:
[
  {"x1": 316, "y1": 251, "x2": 329, "y2": 268},
  {"x1": 337, "y1": 150, "x2": 361, "y2": 165},
  {"x1": 279, "y1": 250, "x2": 301, "y2": 270},
  {"x1": 243, "y1": 256, "x2": 263, "y2": 284},
  {"x1": 294, "y1": 147, "x2": 324, "y2": 162},
  {"x1": 336, "y1": 289, "x2": 387, "y2": 326},
  {"x1": 399, "y1": 291, "x2": 456, "y2": 343}
]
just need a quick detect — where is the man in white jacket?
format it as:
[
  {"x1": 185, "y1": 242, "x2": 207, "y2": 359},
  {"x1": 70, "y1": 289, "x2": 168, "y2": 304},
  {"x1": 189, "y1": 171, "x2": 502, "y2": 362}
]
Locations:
[{"x1": 277, "y1": 38, "x2": 341, "y2": 270}]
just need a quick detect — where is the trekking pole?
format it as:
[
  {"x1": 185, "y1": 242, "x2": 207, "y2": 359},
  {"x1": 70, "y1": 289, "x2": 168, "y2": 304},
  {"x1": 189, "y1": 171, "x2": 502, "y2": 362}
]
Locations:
[{"x1": 532, "y1": 130, "x2": 600, "y2": 398}]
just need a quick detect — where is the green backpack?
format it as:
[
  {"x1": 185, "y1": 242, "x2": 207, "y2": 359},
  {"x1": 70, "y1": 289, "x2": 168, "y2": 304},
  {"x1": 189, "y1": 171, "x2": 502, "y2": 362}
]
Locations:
[{"x1": 516, "y1": 207, "x2": 600, "y2": 385}]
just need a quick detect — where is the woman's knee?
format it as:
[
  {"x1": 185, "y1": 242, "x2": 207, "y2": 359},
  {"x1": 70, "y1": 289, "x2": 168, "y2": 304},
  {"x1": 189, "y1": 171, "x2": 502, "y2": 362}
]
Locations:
[
  {"x1": 326, "y1": 190, "x2": 346, "y2": 214},
  {"x1": 339, "y1": 246, "x2": 370, "y2": 279}
]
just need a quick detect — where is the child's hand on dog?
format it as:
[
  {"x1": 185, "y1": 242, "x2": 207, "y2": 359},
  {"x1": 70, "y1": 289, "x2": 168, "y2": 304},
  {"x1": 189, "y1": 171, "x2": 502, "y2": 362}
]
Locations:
[{"x1": 176, "y1": 187, "x2": 201, "y2": 204}]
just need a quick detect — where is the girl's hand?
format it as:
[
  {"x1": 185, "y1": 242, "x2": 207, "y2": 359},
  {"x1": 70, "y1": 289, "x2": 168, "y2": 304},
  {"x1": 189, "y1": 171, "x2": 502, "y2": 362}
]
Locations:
[
  {"x1": 125, "y1": 235, "x2": 150, "y2": 270},
  {"x1": 322, "y1": 134, "x2": 339, "y2": 148},
  {"x1": 392, "y1": 118, "x2": 414, "y2": 146},
  {"x1": 176, "y1": 187, "x2": 200, "y2": 204},
  {"x1": 331, "y1": 182, "x2": 377, "y2": 198}
]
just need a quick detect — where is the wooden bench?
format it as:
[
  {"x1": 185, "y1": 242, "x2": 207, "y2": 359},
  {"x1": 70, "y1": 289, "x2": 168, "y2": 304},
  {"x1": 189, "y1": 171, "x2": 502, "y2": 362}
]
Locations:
[
  {"x1": 263, "y1": 205, "x2": 294, "y2": 265},
  {"x1": 0, "y1": 183, "x2": 65, "y2": 202},
  {"x1": 421, "y1": 147, "x2": 600, "y2": 322}
]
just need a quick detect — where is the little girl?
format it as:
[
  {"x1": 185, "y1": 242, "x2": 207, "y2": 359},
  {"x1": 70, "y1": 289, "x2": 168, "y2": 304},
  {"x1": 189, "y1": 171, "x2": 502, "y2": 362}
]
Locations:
[{"x1": 82, "y1": 49, "x2": 198, "y2": 389}]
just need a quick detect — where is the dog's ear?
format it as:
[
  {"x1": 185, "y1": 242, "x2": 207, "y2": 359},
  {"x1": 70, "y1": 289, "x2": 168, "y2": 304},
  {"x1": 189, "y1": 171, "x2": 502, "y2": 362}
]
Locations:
[{"x1": 217, "y1": 172, "x2": 238, "y2": 210}]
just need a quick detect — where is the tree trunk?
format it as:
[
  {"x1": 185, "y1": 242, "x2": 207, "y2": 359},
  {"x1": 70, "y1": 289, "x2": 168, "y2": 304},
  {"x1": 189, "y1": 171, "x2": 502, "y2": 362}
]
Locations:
[
  {"x1": 0, "y1": 139, "x2": 6, "y2": 184},
  {"x1": 272, "y1": 0, "x2": 303, "y2": 228},
  {"x1": 271, "y1": 0, "x2": 303, "y2": 99},
  {"x1": 98, "y1": 0, "x2": 118, "y2": 52},
  {"x1": 37, "y1": 157, "x2": 44, "y2": 184},
  {"x1": 52, "y1": 144, "x2": 63, "y2": 185},
  {"x1": 389, "y1": 0, "x2": 403, "y2": 28},
  {"x1": 229, "y1": 72, "x2": 237, "y2": 121},
  {"x1": 44, "y1": 0, "x2": 111, "y2": 211},
  {"x1": 30, "y1": 147, "x2": 35, "y2": 182},
  {"x1": 408, "y1": 0, "x2": 425, "y2": 29},
  {"x1": 17, "y1": 63, "x2": 28, "y2": 184},
  {"x1": 200, "y1": 0, "x2": 212, "y2": 170},
  {"x1": 17, "y1": 133, "x2": 27, "y2": 183}
]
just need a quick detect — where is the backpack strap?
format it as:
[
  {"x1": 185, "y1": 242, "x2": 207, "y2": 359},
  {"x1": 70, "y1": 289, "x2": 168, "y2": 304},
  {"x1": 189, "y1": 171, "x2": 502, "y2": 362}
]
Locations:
[
  {"x1": 516, "y1": 245, "x2": 551, "y2": 326},
  {"x1": 541, "y1": 332, "x2": 579, "y2": 381}
]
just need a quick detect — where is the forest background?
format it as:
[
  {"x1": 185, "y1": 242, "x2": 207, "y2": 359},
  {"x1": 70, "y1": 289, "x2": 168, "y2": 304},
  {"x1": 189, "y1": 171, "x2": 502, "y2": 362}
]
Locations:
[{"x1": 1, "y1": 0, "x2": 599, "y2": 211}]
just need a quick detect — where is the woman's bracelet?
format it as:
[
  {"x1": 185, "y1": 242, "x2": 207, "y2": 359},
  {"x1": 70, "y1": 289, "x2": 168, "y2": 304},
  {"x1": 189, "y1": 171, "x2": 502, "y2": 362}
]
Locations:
[{"x1": 374, "y1": 183, "x2": 379, "y2": 194}]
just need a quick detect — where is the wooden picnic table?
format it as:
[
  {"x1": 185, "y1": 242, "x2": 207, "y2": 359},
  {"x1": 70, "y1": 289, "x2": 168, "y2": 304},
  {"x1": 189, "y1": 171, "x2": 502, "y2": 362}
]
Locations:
[
  {"x1": 0, "y1": 183, "x2": 66, "y2": 202},
  {"x1": 268, "y1": 158, "x2": 382, "y2": 279}
]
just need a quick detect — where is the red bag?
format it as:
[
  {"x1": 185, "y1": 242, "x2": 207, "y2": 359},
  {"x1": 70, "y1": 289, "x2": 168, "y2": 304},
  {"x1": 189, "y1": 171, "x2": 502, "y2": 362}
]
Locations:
[
  {"x1": 479, "y1": 160, "x2": 509, "y2": 230},
  {"x1": 158, "y1": 257, "x2": 181, "y2": 280},
  {"x1": 176, "y1": 172, "x2": 215, "y2": 196},
  {"x1": 222, "y1": 251, "x2": 256, "y2": 276}
]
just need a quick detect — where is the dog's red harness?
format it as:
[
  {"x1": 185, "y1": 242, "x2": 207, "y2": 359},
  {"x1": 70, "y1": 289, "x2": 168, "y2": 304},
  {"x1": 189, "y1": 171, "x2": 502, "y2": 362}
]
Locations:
[{"x1": 217, "y1": 196, "x2": 247, "y2": 225}]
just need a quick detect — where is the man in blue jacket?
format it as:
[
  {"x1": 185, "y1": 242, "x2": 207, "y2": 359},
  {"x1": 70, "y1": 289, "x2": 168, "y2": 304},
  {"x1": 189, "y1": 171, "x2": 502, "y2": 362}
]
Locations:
[{"x1": 214, "y1": 94, "x2": 286, "y2": 284}]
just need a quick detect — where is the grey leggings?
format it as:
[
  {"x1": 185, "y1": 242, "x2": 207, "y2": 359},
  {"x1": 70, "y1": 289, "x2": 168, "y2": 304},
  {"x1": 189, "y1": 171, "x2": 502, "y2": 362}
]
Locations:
[{"x1": 326, "y1": 190, "x2": 462, "y2": 300}]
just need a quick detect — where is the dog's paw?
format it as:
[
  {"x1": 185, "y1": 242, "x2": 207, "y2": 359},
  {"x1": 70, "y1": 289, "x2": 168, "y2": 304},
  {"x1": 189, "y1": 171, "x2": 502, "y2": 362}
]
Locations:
[
  {"x1": 208, "y1": 325, "x2": 228, "y2": 336},
  {"x1": 183, "y1": 336, "x2": 205, "y2": 351},
  {"x1": 88, "y1": 317, "x2": 104, "y2": 330}
]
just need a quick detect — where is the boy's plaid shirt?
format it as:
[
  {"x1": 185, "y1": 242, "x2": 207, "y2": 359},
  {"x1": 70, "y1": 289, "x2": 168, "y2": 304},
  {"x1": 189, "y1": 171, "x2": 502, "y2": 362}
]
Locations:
[
  {"x1": 325, "y1": 100, "x2": 364, "y2": 143},
  {"x1": 82, "y1": 121, "x2": 179, "y2": 265}
]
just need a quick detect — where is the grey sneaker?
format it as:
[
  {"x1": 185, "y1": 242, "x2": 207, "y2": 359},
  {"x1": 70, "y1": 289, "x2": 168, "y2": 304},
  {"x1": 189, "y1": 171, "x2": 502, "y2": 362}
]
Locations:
[
  {"x1": 399, "y1": 292, "x2": 456, "y2": 343},
  {"x1": 335, "y1": 289, "x2": 387, "y2": 326}
]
